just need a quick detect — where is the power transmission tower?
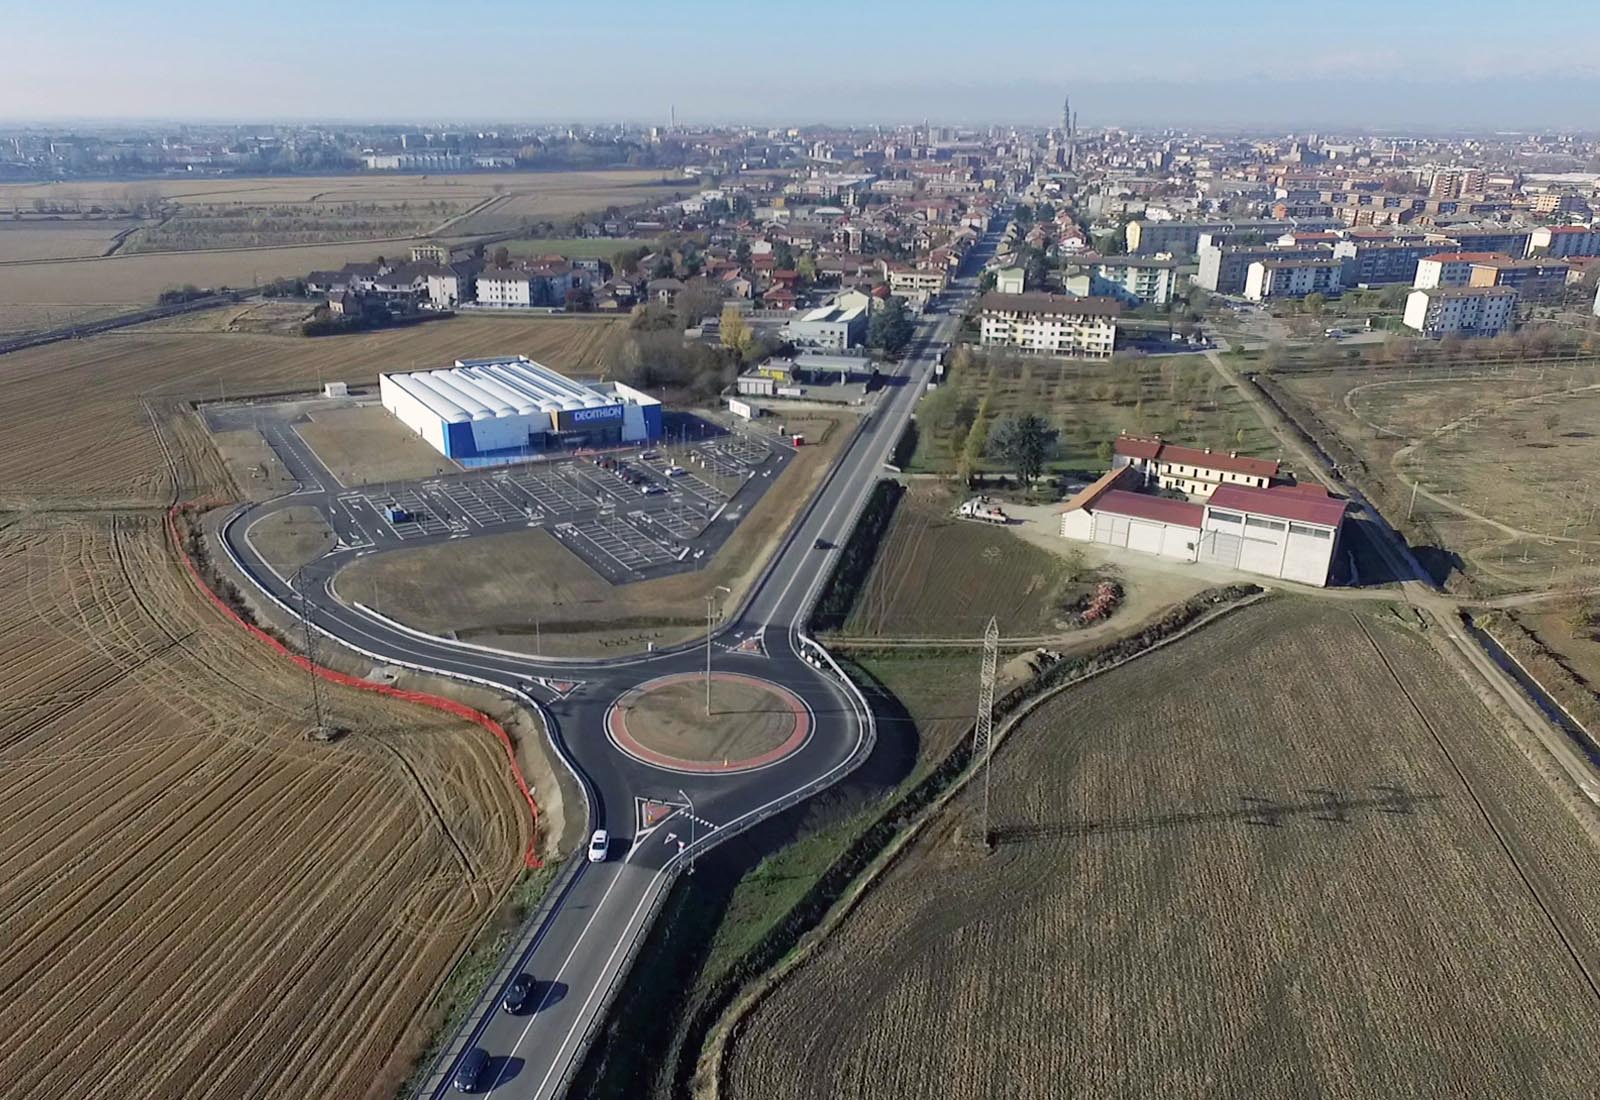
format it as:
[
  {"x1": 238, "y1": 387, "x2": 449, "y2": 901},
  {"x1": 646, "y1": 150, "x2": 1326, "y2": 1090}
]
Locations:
[
  {"x1": 975, "y1": 616, "x2": 999, "y2": 847},
  {"x1": 294, "y1": 567, "x2": 330, "y2": 740}
]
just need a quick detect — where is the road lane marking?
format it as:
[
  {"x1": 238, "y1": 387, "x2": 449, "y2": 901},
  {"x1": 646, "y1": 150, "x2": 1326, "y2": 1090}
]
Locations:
[{"x1": 489, "y1": 842, "x2": 658, "y2": 1097}]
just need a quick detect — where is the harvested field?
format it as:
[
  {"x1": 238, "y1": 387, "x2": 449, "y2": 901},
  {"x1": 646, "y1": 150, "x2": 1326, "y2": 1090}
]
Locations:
[
  {"x1": 133, "y1": 299, "x2": 319, "y2": 335},
  {"x1": 0, "y1": 511, "x2": 530, "y2": 1100},
  {"x1": 336, "y1": 415, "x2": 854, "y2": 656},
  {"x1": 0, "y1": 315, "x2": 625, "y2": 509},
  {"x1": 841, "y1": 482, "x2": 1090, "y2": 640},
  {"x1": 1274, "y1": 360, "x2": 1600, "y2": 593},
  {"x1": 0, "y1": 237, "x2": 451, "y2": 331},
  {"x1": 912, "y1": 350, "x2": 1279, "y2": 474},
  {"x1": 446, "y1": 176, "x2": 686, "y2": 236},
  {"x1": 0, "y1": 219, "x2": 142, "y2": 261},
  {"x1": 296, "y1": 404, "x2": 458, "y2": 486},
  {"x1": 726, "y1": 599, "x2": 1600, "y2": 1100}
]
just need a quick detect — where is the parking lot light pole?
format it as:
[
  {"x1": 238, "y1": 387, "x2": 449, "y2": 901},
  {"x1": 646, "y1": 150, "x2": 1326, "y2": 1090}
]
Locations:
[{"x1": 706, "y1": 584, "x2": 731, "y2": 716}]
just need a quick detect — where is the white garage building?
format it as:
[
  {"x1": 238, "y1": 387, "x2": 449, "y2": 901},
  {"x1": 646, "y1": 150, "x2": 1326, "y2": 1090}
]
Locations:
[
  {"x1": 1198, "y1": 484, "x2": 1347, "y2": 586},
  {"x1": 1060, "y1": 473, "x2": 1347, "y2": 586},
  {"x1": 378, "y1": 355, "x2": 663, "y2": 465}
]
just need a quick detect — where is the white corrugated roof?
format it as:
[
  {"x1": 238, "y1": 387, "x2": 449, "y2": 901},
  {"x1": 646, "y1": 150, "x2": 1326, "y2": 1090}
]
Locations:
[{"x1": 383, "y1": 356, "x2": 615, "y2": 424}]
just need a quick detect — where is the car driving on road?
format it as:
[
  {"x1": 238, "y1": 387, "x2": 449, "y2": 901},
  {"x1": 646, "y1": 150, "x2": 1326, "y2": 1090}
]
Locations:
[
  {"x1": 588, "y1": 829, "x2": 609, "y2": 862},
  {"x1": 503, "y1": 973, "x2": 535, "y2": 1014},
  {"x1": 453, "y1": 1048, "x2": 488, "y2": 1093}
]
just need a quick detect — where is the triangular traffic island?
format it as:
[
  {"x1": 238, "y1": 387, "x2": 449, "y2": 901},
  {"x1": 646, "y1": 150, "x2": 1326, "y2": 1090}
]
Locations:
[{"x1": 636, "y1": 797, "x2": 682, "y2": 833}]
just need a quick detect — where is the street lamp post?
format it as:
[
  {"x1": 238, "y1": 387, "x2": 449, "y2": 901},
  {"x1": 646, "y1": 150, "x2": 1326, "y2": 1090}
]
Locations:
[
  {"x1": 678, "y1": 787, "x2": 696, "y2": 874},
  {"x1": 705, "y1": 585, "x2": 730, "y2": 716}
]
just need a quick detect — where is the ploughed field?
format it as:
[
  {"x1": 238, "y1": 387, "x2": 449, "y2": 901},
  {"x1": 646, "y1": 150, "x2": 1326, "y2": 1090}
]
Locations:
[
  {"x1": 724, "y1": 599, "x2": 1600, "y2": 1099},
  {"x1": 0, "y1": 512, "x2": 530, "y2": 1100}
]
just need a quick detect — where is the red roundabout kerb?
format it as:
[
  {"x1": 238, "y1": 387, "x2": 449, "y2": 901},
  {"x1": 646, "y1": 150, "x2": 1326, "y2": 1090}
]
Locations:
[{"x1": 606, "y1": 671, "x2": 812, "y2": 774}]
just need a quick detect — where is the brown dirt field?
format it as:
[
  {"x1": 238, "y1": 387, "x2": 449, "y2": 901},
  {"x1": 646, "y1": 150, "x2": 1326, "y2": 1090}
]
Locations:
[
  {"x1": 246, "y1": 505, "x2": 335, "y2": 572},
  {"x1": 0, "y1": 169, "x2": 678, "y2": 211},
  {"x1": 1274, "y1": 361, "x2": 1600, "y2": 594},
  {"x1": 0, "y1": 511, "x2": 530, "y2": 1100},
  {"x1": 0, "y1": 220, "x2": 140, "y2": 261},
  {"x1": 296, "y1": 404, "x2": 459, "y2": 486},
  {"x1": 335, "y1": 414, "x2": 855, "y2": 656},
  {"x1": 726, "y1": 600, "x2": 1600, "y2": 1100},
  {"x1": 0, "y1": 315, "x2": 626, "y2": 509},
  {"x1": 134, "y1": 299, "x2": 319, "y2": 335},
  {"x1": 619, "y1": 679, "x2": 797, "y2": 763},
  {"x1": 0, "y1": 237, "x2": 452, "y2": 321},
  {"x1": 841, "y1": 482, "x2": 1087, "y2": 639}
]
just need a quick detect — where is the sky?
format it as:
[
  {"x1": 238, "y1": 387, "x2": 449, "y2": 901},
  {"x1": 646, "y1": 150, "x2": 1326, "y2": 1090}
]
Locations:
[{"x1": 4, "y1": 0, "x2": 1600, "y2": 130}]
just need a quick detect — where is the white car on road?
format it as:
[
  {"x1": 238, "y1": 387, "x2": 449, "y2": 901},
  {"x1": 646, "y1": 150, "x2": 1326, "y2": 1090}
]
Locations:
[{"x1": 588, "y1": 829, "x2": 609, "y2": 862}]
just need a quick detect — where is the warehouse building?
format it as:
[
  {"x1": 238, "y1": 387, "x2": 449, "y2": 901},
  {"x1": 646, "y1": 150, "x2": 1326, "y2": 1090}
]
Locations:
[
  {"x1": 1059, "y1": 471, "x2": 1347, "y2": 586},
  {"x1": 379, "y1": 355, "x2": 662, "y2": 464}
]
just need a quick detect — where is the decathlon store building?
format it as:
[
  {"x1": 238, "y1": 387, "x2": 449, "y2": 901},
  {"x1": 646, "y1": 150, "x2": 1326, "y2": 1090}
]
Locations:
[{"x1": 379, "y1": 355, "x2": 663, "y2": 463}]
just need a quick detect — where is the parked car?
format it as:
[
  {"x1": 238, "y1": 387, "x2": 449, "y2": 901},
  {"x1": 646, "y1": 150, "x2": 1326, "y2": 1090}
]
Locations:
[
  {"x1": 588, "y1": 829, "x2": 610, "y2": 863},
  {"x1": 503, "y1": 973, "x2": 535, "y2": 1015},
  {"x1": 454, "y1": 1048, "x2": 488, "y2": 1093}
]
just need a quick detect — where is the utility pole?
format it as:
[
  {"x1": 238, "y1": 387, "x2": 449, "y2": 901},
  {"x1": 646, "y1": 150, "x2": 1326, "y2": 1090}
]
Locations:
[
  {"x1": 678, "y1": 787, "x2": 696, "y2": 874},
  {"x1": 705, "y1": 584, "x2": 731, "y2": 716},
  {"x1": 294, "y1": 567, "x2": 329, "y2": 739},
  {"x1": 975, "y1": 616, "x2": 999, "y2": 846}
]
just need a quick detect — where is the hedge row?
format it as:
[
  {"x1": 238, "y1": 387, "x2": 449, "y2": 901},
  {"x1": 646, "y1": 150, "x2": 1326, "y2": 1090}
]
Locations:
[{"x1": 810, "y1": 479, "x2": 904, "y2": 632}]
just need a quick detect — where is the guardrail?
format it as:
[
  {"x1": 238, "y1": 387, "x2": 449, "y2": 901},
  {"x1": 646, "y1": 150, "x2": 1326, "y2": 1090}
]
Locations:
[
  {"x1": 414, "y1": 853, "x2": 587, "y2": 1099},
  {"x1": 545, "y1": 862, "x2": 681, "y2": 1098}
]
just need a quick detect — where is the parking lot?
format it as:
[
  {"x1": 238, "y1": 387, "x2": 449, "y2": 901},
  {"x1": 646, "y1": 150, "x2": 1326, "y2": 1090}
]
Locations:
[
  {"x1": 325, "y1": 437, "x2": 790, "y2": 581},
  {"x1": 556, "y1": 513, "x2": 681, "y2": 578}
]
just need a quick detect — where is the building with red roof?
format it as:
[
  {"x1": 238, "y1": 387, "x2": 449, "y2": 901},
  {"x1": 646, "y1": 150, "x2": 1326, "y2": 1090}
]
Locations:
[
  {"x1": 1060, "y1": 468, "x2": 1347, "y2": 586},
  {"x1": 1112, "y1": 433, "x2": 1279, "y2": 498}
]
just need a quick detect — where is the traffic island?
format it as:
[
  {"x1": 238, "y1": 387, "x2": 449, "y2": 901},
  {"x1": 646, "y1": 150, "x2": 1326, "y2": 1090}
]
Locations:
[{"x1": 606, "y1": 672, "x2": 812, "y2": 773}]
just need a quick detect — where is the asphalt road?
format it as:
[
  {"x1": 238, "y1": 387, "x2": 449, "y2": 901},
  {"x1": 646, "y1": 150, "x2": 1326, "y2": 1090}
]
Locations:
[{"x1": 217, "y1": 221, "x2": 1004, "y2": 1098}]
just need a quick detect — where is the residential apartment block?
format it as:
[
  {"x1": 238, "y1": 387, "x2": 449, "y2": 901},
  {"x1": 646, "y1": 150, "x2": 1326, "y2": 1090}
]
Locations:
[
  {"x1": 1403, "y1": 286, "x2": 1518, "y2": 338},
  {"x1": 1089, "y1": 257, "x2": 1177, "y2": 306},
  {"x1": 977, "y1": 292, "x2": 1120, "y2": 358},
  {"x1": 1530, "y1": 225, "x2": 1600, "y2": 258},
  {"x1": 1126, "y1": 218, "x2": 1339, "y2": 257},
  {"x1": 1244, "y1": 257, "x2": 1343, "y2": 301},
  {"x1": 886, "y1": 266, "x2": 948, "y2": 296},
  {"x1": 1413, "y1": 252, "x2": 1512, "y2": 289},
  {"x1": 1197, "y1": 244, "x2": 1329, "y2": 294},
  {"x1": 1331, "y1": 238, "x2": 1438, "y2": 285},
  {"x1": 1467, "y1": 257, "x2": 1570, "y2": 303}
]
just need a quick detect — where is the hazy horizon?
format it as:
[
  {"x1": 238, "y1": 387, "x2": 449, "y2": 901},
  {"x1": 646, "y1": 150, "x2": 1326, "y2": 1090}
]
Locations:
[{"x1": 6, "y1": 0, "x2": 1599, "y2": 132}]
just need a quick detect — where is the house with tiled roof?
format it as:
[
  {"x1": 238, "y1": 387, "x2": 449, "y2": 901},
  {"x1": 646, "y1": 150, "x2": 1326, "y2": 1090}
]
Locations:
[{"x1": 1112, "y1": 432, "x2": 1280, "y2": 498}]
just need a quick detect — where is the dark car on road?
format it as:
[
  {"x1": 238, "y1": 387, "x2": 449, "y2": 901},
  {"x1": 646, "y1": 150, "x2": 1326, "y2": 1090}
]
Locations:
[
  {"x1": 503, "y1": 973, "x2": 535, "y2": 1015},
  {"x1": 454, "y1": 1048, "x2": 488, "y2": 1093}
]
